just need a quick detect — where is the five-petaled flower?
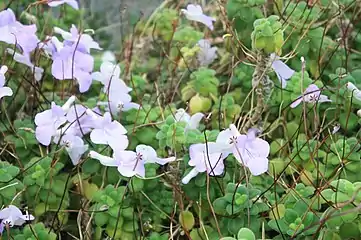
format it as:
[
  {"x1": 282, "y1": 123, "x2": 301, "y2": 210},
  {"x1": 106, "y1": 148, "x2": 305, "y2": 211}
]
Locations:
[
  {"x1": 87, "y1": 110, "x2": 129, "y2": 151},
  {"x1": 290, "y1": 84, "x2": 332, "y2": 108},
  {"x1": 0, "y1": 205, "x2": 34, "y2": 228},
  {"x1": 182, "y1": 142, "x2": 228, "y2": 184},
  {"x1": 35, "y1": 96, "x2": 76, "y2": 146},
  {"x1": 89, "y1": 144, "x2": 175, "y2": 178},
  {"x1": 0, "y1": 8, "x2": 39, "y2": 55},
  {"x1": 181, "y1": 4, "x2": 216, "y2": 30}
]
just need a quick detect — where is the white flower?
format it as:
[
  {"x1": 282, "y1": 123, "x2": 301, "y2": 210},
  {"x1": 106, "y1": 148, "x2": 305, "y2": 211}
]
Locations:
[
  {"x1": 181, "y1": 4, "x2": 216, "y2": 30},
  {"x1": 97, "y1": 80, "x2": 139, "y2": 114},
  {"x1": 232, "y1": 128, "x2": 270, "y2": 176},
  {"x1": 34, "y1": 96, "x2": 76, "y2": 146},
  {"x1": 270, "y1": 53, "x2": 295, "y2": 88},
  {"x1": 197, "y1": 39, "x2": 217, "y2": 66},
  {"x1": 346, "y1": 82, "x2": 361, "y2": 100},
  {"x1": 92, "y1": 62, "x2": 131, "y2": 94},
  {"x1": 6, "y1": 48, "x2": 44, "y2": 81},
  {"x1": 54, "y1": 25, "x2": 101, "y2": 53},
  {"x1": 136, "y1": 144, "x2": 175, "y2": 165},
  {"x1": 54, "y1": 134, "x2": 88, "y2": 165},
  {"x1": 0, "y1": 65, "x2": 12, "y2": 100},
  {"x1": 174, "y1": 108, "x2": 204, "y2": 131},
  {"x1": 0, "y1": 205, "x2": 34, "y2": 227},
  {"x1": 181, "y1": 142, "x2": 229, "y2": 184},
  {"x1": 89, "y1": 150, "x2": 145, "y2": 178},
  {"x1": 48, "y1": 0, "x2": 79, "y2": 10},
  {"x1": 102, "y1": 51, "x2": 116, "y2": 63},
  {"x1": 87, "y1": 110, "x2": 128, "y2": 151}
]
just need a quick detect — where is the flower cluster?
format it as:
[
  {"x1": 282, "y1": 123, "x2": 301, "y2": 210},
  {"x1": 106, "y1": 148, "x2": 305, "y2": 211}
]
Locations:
[{"x1": 182, "y1": 124, "x2": 270, "y2": 184}]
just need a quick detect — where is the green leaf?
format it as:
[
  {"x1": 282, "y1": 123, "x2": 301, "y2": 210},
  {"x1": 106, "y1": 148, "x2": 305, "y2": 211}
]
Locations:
[
  {"x1": 237, "y1": 228, "x2": 256, "y2": 240},
  {"x1": 179, "y1": 211, "x2": 195, "y2": 231},
  {"x1": 284, "y1": 209, "x2": 298, "y2": 224},
  {"x1": 227, "y1": 217, "x2": 244, "y2": 235},
  {"x1": 213, "y1": 198, "x2": 228, "y2": 215}
]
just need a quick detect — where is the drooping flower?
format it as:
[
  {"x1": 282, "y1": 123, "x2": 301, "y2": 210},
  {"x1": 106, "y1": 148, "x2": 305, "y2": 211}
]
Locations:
[
  {"x1": 0, "y1": 65, "x2": 13, "y2": 100},
  {"x1": 87, "y1": 110, "x2": 128, "y2": 151},
  {"x1": 89, "y1": 150, "x2": 145, "y2": 177},
  {"x1": 346, "y1": 82, "x2": 361, "y2": 100},
  {"x1": 0, "y1": 9, "x2": 39, "y2": 55},
  {"x1": 174, "y1": 108, "x2": 204, "y2": 131},
  {"x1": 92, "y1": 62, "x2": 130, "y2": 93},
  {"x1": 197, "y1": 39, "x2": 217, "y2": 66},
  {"x1": 181, "y1": 4, "x2": 216, "y2": 30},
  {"x1": 135, "y1": 144, "x2": 175, "y2": 165},
  {"x1": 270, "y1": 53, "x2": 295, "y2": 88},
  {"x1": 232, "y1": 128, "x2": 270, "y2": 176},
  {"x1": 54, "y1": 25, "x2": 101, "y2": 53},
  {"x1": 35, "y1": 96, "x2": 76, "y2": 145},
  {"x1": 182, "y1": 142, "x2": 228, "y2": 184},
  {"x1": 54, "y1": 134, "x2": 88, "y2": 165},
  {"x1": 0, "y1": 205, "x2": 34, "y2": 227},
  {"x1": 290, "y1": 84, "x2": 331, "y2": 108},
  {"x1": 48, "y1": 0, "x2": 79, "y2": 10},
  {"x1": 7, "y1": 48, "x2": 44, "y2": 81}
]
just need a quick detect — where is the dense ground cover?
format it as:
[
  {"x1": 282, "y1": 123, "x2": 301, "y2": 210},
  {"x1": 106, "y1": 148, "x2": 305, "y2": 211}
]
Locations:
[{"x1": 0, "y1": 0, "x2": 361, "y2": 239}]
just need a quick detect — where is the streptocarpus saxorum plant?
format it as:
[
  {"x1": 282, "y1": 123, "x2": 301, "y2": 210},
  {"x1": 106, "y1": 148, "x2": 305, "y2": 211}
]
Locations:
[{"x1": 1, "y1": 1, "x2": 361, "y2": 239}]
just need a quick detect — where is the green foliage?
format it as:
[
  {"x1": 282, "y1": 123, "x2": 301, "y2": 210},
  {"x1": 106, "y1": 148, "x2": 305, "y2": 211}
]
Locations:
[
  {"x1": 12, "y1": 223, "x2": 57, "y2": 240},
  {"x1": 251, "y1": 15, "x2": 284, "y2": 54}
]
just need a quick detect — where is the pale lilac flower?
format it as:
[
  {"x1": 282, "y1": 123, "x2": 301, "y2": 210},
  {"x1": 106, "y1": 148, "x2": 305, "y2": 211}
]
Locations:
[
  {"x1": 181, "y1": 4, "x2": 216, "y2": 30},
  {"x1": 233, "y1": 128, "x2": 270, "y2": 176},
  {"x1": 89, "y1": 150, "x2": 145, "y2": 177},
  {"x1": 290, "y1": 84, "x2": 331, "y2": 108},
  {"x1": 39, "y1": 36, "x2": 62, "y2": 56},
  {"x1": 87, "y1": 110, "x2": 128, "y2": 151},
  {"x1": 0, "y1": 205, "x2": 34, "y2": 227},
  {"x1": 346, "y1": 82, "x2": 361, "y2": 100},
  {"x1": 54, "y1": 25, "x2": 101, "y2": 53},
  {"x1": 213, "y1": 124, "x2": 243, "y2": 156},
  {"x1": 197, "y1": 39, "x2": 217, "y2": 66},
  {"x1": 0, "y1": 9, "x2": 39, "y2": 55},
  {"x1": 102, "y1": 51, "x2": 116, "y2": 63},
  {"x1": 92, "y1": 62, "x2": 130, "y2": 93},
  {"x1": 98, "y1": 94, "x2": 139, "y2": 115},
  {"x1": 7, "y1": 48, "x2": 44, "y2": 81},
  {"x1": 135, "y1": 144, "x2": 175, "y2": 165},
  {"x1": 64, "y1": 104, "x2": 95, "y2": 136},
  {"x1": 181, "y1": 142, "x2": 228, "y2": 184},
  {"x1": 54, "y1": 134, "x2": 88, "y2": 165},
  {"x1": 35, "y1": 96, "x2": 76, "y2": 146},
  {"x1": 48, "y1": 0, "x2": 79, "y2": 10},
  {"x1": 270, "y1": 53, "x2": 295, "y2": 88},
  {"x1": 97, "y1": 80, "x2": 139, "y2": 114},
  {"x1": 0, "y1": 65, "x2": 13, "y2": 100},
  {"x1": 51, "y1": 45, "x2": 94, "y2": 93},
  {"x1": 174, "y1": 108, "x2": 204, "y2": 131}
]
